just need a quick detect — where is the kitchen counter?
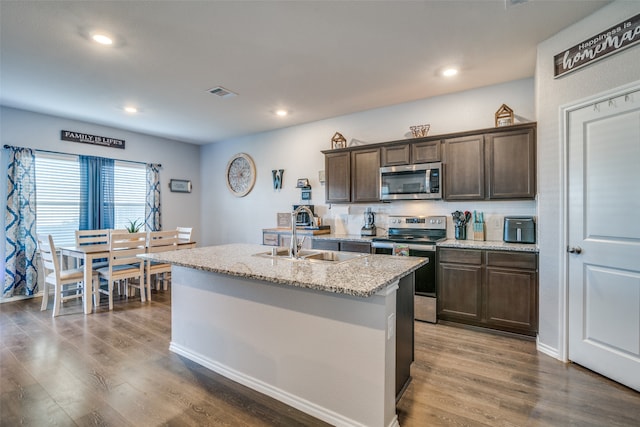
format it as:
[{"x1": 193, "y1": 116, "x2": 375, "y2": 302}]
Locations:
[
  {"x1": 146, "y1": 243, "x2": 419, "y2": 427},
  {"x1": 437, "y1": 239, "x2": 539, "y2": 252},
  {"x1": 140, "y1": 242, "x2": 427, "y2": 297}
]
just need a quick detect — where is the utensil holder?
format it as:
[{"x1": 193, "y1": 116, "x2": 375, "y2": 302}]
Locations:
[{"x1": 455, "y1": 225, "x2": 467, "y2": 240}]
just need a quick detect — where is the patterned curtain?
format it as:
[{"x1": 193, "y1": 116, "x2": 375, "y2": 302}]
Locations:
[
  {"x1": 145, "y1": 163, "x2": 161, "y2": 231},
  {"x1": 79, "y1": 155, "x2": 115, "y2": 230},
  {"x1": 3, "y1": 146, "x2": 38, "y2": 298}
]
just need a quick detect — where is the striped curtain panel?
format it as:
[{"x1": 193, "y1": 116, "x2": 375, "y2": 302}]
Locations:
[
  {"x1": 3, "y1": 146, "x2": 38, "y2": 298},
  {"x1": 145, "y1": 163, "x2": 161, "y2": 232}
]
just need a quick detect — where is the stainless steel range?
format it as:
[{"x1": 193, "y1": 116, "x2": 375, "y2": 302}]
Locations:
[{"x1": 371, "y1": 215, "x2": 446, "y2": 323}]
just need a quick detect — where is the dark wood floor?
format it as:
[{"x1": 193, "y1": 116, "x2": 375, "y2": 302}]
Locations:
[{"x1": 2, "y1": 291, "x2": 639, "y2": 427}]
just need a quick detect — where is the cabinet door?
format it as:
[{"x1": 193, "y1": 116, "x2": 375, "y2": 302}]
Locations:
[
  {"x1": 438, "y1": 262, "x2": 483, "y2": 322},
  {"x1": 262, "y1": 232, "x2": 280, "y2": 246},
  {"x1": 312, "y1": 239, "x2": 340, "y2": 251},
  {"x1": 486, "y1": 127, "x2": 536, "y2": 199},
  {"x1": 340, "y1": 241, "x2": 371, "y2": 253},
  {"x1": 381, "y1": 144, "x2": 410, "y2": 166},
  {"x1": 485, "y1": 267, "x2": 538, "y2": 336},
  {"x1": 444, "y1": 135, "x2": 485, "y2": 200},
  {"x1": 325, "y1": 151, "x2": 351, "y2": 203},
  {"x1": 281, "y1": 234, "x2": 312, "y2": 250},
  {"x1": 412, "y1": 140, "x2": 441, "y2": 163},
  {"x1": 351, "y1": 148, "x2": 380, "y2": 202}
]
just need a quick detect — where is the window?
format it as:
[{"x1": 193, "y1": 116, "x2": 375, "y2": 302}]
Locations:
[
  {"x1": 35, "y1": 153, "x2": 147, "y2": 246},
  {"x1": 35, "y1": 153, "x2": 80, "y2": 246},
  {"x1": 114, "y1": 161, "x2": 146, "y2": 230}
]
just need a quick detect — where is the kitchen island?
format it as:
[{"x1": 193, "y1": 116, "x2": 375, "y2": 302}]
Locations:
[{"x1": 141, "y1": 243, "x2": 427, "y2": 427}]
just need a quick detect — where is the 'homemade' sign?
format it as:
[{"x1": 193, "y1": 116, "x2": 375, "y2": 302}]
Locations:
[
  {"x1": 554, "y1": 12, "x2": 640, "y2": 78},
  {"x1": 60, "y1": 130, "x2": 125, "y2": 149}
]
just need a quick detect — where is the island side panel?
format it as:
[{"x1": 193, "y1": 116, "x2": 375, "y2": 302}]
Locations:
[{"x1": 169, "y1": 265, "x2": 398, "y2": 427}]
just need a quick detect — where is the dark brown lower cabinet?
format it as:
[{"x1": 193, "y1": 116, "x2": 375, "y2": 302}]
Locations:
[{"x1": 438, "y1": 248, "x2": 538, "y2": 337}]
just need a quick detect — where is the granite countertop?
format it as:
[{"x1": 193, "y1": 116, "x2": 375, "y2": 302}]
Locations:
[
  {"x1": 140, "y1": 243, "x2": 427, "y2": 298},
  {"x1": 437, "y1": 239, "x2": 539, "y2": 252}
]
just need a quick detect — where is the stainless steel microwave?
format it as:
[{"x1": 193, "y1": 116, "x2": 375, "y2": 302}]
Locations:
[{"x1": 380, "y1": 162, "x2": 442, "y2": 200}]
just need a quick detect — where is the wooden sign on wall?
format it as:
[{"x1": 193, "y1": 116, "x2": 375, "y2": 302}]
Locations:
[
  {"x1": 554, "y1": 13, "x2": 640, "y2": 78},
  {"x1": 60, "y1": 130, "x2": 125, "y2": 149}
]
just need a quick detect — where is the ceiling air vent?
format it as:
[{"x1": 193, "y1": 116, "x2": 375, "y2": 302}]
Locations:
[{"x1": 207, "y1": 86, "x2": 238, "y2": 98}]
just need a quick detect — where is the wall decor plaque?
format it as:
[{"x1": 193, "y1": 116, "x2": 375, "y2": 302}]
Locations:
[
  {"x1": 61, "y1": 130, "x2": 125, "y2": 149},
  {"x1": 554, "y1": 12, "x2": 640, "y2": 78}
]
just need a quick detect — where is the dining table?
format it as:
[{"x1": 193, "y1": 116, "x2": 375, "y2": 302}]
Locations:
[{"x1": 59, "y1": 244, "x2": 110, "y2": 314}]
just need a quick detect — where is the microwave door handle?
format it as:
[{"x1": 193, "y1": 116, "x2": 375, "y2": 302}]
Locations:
[{"x1": 425, "y1": 169, "x2": 431, "y2": 192}]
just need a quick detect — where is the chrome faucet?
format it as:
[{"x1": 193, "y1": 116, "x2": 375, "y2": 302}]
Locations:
[{"x1": 290, "y1": 205, "x2": 317, "y2": 258}]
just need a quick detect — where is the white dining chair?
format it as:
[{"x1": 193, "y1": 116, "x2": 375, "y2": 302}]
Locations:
[
  {"x1": 75, "y1": 229, "x2": 110, "y2": 269},
  {"x1": 146, "y1": 230, "x2": 179, "y2": 292},
  {"x1": 96, "y1": 231, "x2": 147, "y2": 310},
  {"x1": 177, "y1": 227, "x2": 192, "y2": 241},
  {"x1": 38, "y1": 234, "x2": 98, "y2": 317}
]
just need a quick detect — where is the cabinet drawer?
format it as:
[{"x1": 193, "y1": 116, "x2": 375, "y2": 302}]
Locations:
[
  {"x1": 262, "y1": 233, "x2": 280, "y2": 246},
  {"x1": 312, "y1": 240, "x2": 340, "y2": 251},
  {"x1": 486, "y1": 251, "x2": 537, "y2": 270},
  {"x1": 438, "y1": 248, "x2": 482, "y2": 265},
  {"x1": 340, "y1": 241, "x2": 371, "y2": 253}
]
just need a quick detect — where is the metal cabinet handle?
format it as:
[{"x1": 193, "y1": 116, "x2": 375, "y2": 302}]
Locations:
[{"x1": 567, "y1": 246, "x2": 582, "y2": 254}]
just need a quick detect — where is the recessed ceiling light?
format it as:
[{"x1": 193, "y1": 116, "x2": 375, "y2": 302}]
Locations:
[
  {"x1": 124, "y1": 106, "x2": 138, "y2": 113},
  {"x1": 275, "y1": 110, "x2": 288, "y2": 117},
  {"x1": 442, "y1": 68, "x2": 459, "y2": 77},
  {"x1": 91, "y1": 33, "x2": 113, "y2": 45}
]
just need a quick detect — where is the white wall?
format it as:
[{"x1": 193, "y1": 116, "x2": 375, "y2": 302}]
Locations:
[
  {"x1": 536, "y1": 1, "x2": 640, "y2": 358},
  {"x1": 201, "y1": 78, "x2": 536, "y2": 246},
  {"x1": 0, "y1": 106, "x2": 202, "y2": 241}
]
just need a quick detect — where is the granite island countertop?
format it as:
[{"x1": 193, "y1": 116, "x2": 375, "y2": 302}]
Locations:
[{"x1": 140, "y1": 243, "x2": 427, "y2": 298}]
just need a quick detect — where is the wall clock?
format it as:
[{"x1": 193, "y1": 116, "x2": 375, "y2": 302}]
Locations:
[{"x1": 225, "y1": 153, "x2": 256, "y2": 197}]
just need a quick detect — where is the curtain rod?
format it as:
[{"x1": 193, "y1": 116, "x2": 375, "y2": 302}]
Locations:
[{"x1": 3, "y1": 145, "x2": 161, "y2": 167}]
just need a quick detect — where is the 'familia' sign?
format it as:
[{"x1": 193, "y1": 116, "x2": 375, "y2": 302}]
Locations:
[
  {"x1": 60, "y1": 130, "x2": 125, "y2": 149},
  {"x1": 554, "y1": 12, "x2": 640, "y2": 78}
]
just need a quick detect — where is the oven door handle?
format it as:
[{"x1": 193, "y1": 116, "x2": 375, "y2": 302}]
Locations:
[{"x1": 372, "y1": 242, "x2": 436, "y2": 252}]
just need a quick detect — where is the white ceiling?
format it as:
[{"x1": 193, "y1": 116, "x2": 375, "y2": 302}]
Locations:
[{"x1": 0, "y1": 1, "x2": 610, "y2": 145}]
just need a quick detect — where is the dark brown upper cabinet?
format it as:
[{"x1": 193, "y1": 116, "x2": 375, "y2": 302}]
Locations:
[
  {"x1": 381, "y1": 140, "x2": 441, "y2": 166},
  {"x1": 444, "y1": 123, "x2": 536, "y2": 201},
  {"x1": 324, "y1": 147, "x2": 380, "y2": 203},
  {"x1": 325, "y1": 151, "x2": 351, "y2": 203}
]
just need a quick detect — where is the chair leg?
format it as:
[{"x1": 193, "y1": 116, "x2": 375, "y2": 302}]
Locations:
[
  {"x1": 52, "y1": 283, "x2": 61, "y2": 317},
  {"x1": 145, "y1": 275, "x2": 151, "y2": 302},
  {"x1": 40, "y1": 281, "x2": 49, "y2": 311},
  {"x1": 108, "y1": 281, "x2": 114, "y2": 311}
]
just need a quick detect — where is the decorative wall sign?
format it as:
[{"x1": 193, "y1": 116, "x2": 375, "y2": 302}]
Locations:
[
  {"x1": 495, "y1": 104, "x2": 514, "y2": 127},
  {"x1": 272, "y1": 169, "x2": 284, "y2": 190},
  {"x1": 169, "y1": 179, "x2": 192, "y2": 193},
  {"x1": 60, "y1": 130, "x2": 125, "y2": 149},
  {"x1": 554, "y1": 12, "x2": 640, "y2": 78}
]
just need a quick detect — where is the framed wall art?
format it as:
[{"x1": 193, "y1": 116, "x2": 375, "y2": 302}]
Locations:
[{"x1": 170, "y1": 179, "x2": 192, "y2": 193}]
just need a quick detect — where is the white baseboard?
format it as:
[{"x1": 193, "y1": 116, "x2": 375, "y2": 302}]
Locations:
[
  {"x1": 536, "y1": 338, "x2": 562, "y2": 361},
  {"x1": 170, "y1": 342, "x2": 372, "y2": 427}
]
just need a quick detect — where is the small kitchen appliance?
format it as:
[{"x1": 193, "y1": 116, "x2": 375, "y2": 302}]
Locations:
[
  {"x1": 379, "y1": 162, "x2": 442, "y2": 201},
  {"x1": 292, "y1": 205, "x2": 314, "y2": 226},
  {"x1": 503, "y1": 216, "x2": 536, "y2": 243},
  {"x1": 371, "y1": 215, "x2": 447, "y2": 323},
  {"x1": 361, "y1": 207, "x2": 377, "y2": 237}
]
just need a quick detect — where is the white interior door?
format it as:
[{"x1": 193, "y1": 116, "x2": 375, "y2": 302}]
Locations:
[{"x1": 567, "y1": 86, "x2": 640, "y2": 392}]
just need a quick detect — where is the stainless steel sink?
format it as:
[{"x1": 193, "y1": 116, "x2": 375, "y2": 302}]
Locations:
[{"x1": 255, "y1": 248, "x2": 367, "y2": 264}]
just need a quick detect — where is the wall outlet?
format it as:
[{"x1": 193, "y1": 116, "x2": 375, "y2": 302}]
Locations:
[
  {"x1": 492, "y1": 217, "x2": 502, "y2": 229},
  {"x1": 387, "y1": 313, "x2": 396, "y2": 340}
]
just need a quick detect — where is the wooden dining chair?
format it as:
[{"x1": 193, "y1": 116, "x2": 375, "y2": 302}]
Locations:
[
  {"x1": 146, "y1": 230, "x2": 179, "y2": 293},
  {"x1": 177, "y1": 227, "x2": 192, "y2": 242},
  {"x1": 38, "y1": 234, "x2": 98, "y2": 317},
  {"x1": 96, "y1": 231, "x2": 147, "y2": 310},
  {"x1": 75, "y1": 229, "x2": 110, "y2": 269}
]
